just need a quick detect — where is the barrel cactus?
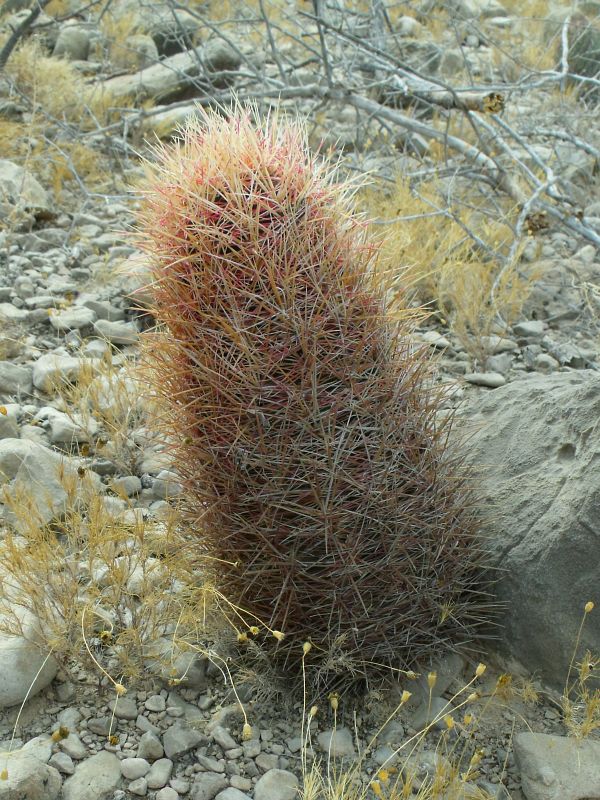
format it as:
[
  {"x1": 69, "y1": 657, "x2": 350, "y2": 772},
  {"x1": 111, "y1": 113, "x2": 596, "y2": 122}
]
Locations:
[{"x1": 134, "y1": 106, "x2": 494, "y2": 692}]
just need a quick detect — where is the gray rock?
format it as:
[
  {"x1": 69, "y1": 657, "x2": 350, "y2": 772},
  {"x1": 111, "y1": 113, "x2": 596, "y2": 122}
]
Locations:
[
  {"x1": 109, "y1": 696, "x2": 138, "y2": 720},
  {"x1": 137, "y1": 730, "x2": 164, "y2": 761},
  {"x1": 144, "y1": 693, "x2": 166, "y2": 712},
  {"x1": 0, "y1": 404, "x2": 19, "y2": 438},
  {"x1": 59, "y1": 733, "x2": 87, "y2": 760},
  {"x1": 152, "y1": 470, "x2": 183, "y2": 499},
  {"x1": 0, "y1": 607, "x2": 58, "y2": 708},
  {"x1": 0, "y1": 362, "x2": 32, "y2": 395},
  {"x1": 210, "y1": 725, "x2": 238, "y2": 751},
  {"x1": 87, "y1": 717, "x2": 112, "y2": 735},
  {"x1": 316, "y1": 727, "x2": 355, "y2": 758},
  {"x1": 156, "y1": 789, "x2": 180, "y2": 800},
  {"x1": 0, "y1": 303, "x2": 28, "y2": 322},
  {"x1": 0, "y1": 439, "x2": 100, "y2": 530},
  {"x1": 410, "y1": 696, "x2": 456, "y2": 731},
  {"x1": 53, "y1": 25, "x2": 90, "y2": 60},
  {"x1": 121, "y1": 757, "x2": 151, "y2": 779},
  {"x1": 464, "y1": 371, "x2": 600, "y2": 686},
  {"x1": 215, "y1": 790, "x2": 251, "y2": 800},
  {"x1": 464, "y1": 372, "x2": 506, "y2": 388},
  {"x1": 32, "y1": 354, "x2": 99, "y2": 392},
  {"x1": 129, "y1": 777, "x2": 148, "y2": 796},
  {"x1": 0, "y1": 750, "x2": 61, "y2": 799},
  {"x1": 542, "y1": 337, "x2": 587, "y2": 368},
  {"x1": 254, "y1": 769, "x2": 299, "y2": 800},
  {"x1": 82, "y1": 299, "x2": 125, "y2": 322},
  {"x1": 93, "y1": 319, "x2": 139, "y2": 345},
  {"x1": 49, "y1": 750, "x2": 75, "y2": 774},
  {"x1": 62, "y1": 751, "x2": 121, "y2": 800},
  {"x1": 514, "y1": 732, "x2": 600, "y2": 800},
  {"x1": 146, "y1": 757, "x2": 173, "y2": 789},
  {"x1": 49, "y1": 306, "x2": 96, "y2": 331},
  {"x1": 513, "y1": 320, "x2": 545, "y2": 338},
  {"x1": 111, "y1": 33, "x2": 159, "y2": 70},
  {"x1": 163, "y1": 724, "x2": 204, "y2": 759},
  {"x1": 535, "y1": 353, "x2": 559, "y2": 373},
  {"x1": 254, "y1": 752, "x2": 278, "y2": 772},
  {"x1": 190, "y1": 771, "x2": 228, "y2": 800},
  {"x1": 148, "y1": 8, "x2": 200, "y2": 55},
  {"x1": 480, "y1": 335, "x2": 518, "y2": 353},
  {"x1": 0, "y1": 160, "x2": 52, "y2": 218}
]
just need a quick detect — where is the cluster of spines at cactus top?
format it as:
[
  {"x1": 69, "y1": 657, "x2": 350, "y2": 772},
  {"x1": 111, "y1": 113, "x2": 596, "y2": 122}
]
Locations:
[{"x1": 135, "y1": 105, "x2": 494, "y2": 692}]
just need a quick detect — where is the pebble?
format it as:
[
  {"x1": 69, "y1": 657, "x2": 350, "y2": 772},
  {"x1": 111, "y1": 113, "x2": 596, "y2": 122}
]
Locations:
[
  {"x1": 215, "y1": 789, "x2": 252, "y2": 800},
  {"x1": 129, "y1": 777, "x2": 149, "y2": 796},
  {"x1": 145, "y1": 694, "x2": 167, "y2": 712},
  {"x1": 49, "y1": 750, "x2": 75, "y2": 774},
  {"x1": 0, "y1": 361, "x2": 33, "y2": 394},
  {"x1": 109, "y1": 696, "x2": 138, "y2": 720},
  {"x1": 464, "y1": 372, "x2": 506, "y2": 388},
  {"x1": 62, "y1": 751, "x2": 121, "y2": 800},
  {"x1": 59, "y1": 733, "x2": 87, "y2": 760},
  {"x1": 513, "y1": 320, "x2": 545, "y2": 338},
  {"x1": 49, "y1": 306, "x2": 96, "y2": 331},
  {"x1": 211, "y1": 725, "x2": 238, "y2": 751}
]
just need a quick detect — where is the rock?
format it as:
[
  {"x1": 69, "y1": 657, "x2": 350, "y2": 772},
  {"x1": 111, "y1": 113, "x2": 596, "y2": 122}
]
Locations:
[
  {"x1": 0, "y1": 362, "x2": 32, "y2": 395},
  {"x1": 0, "y1": 160, "x2": 53, "y2": 219},
  {"x1": 156, "y1": 789, "x2": 180, "y2": 800},
  {"x1": 0, "y1": 607, "x2": 57, "y2": 708},
  {"x1": 148, "y1": 8, "x2": 200, "y2": 55},
  {"x1": 109, "y1": 696, "x2": 138, "y2": 720},
  {"x1": 480, "y1": 335, "x2": 518, "y2": 353},
  {"x1": 419, "y1": 330, "x2": 451, "y2": 349},
  {"x1": 535, "y1": 353, "x2": 559, "y2": 373},
  {"x1": 49, "y1": 306, "x2": 96, "y2": 331},
  {"x1": 513, "y1": 320, "x2": 545, "y2": 338},
  {"x1": 0, "y1": 404, "x2": 19, "y2": 438},
  {"x1": 0, "y1": 303, "x2": 28, "y2": 322},
  {"x1": 0, "y1": 750, "x2": 62, "y2": 799},
  {"x1": 464, "y1": 371, "x2": 600, "y2": 686},
  {"x1": 215, "y1": 790, "x2": 251, "y2": 800},
  {"x1": 514, "y1": 732, "x2": 600, "y2": 800},
  {"x1": 93, "y1": 318, "x2": 139, "y2": 345},
  {"x1": 410, "y1": 696, "x2": 456, "y2": 731},
  {"x1": 137, "y1": 730, "x2": 164, "y2": 761},
  {"x1": 53, "y1": 24, "x2": 90, "y2": 60},
  {"x1": 0, "y1": 439, "x2": 84, "y2": 529},
  {"x1": 62, "y1": 751, "x2": 121, "y2": 800},
  {"x1": 103, "y1": 41, "x2": 240, "y2": 104},
  {"x1": 542, "y1": 338, "x2": 587, "y2": 368},
  {"x1": 111, "y1": 33, "x2": 159, "y2": 70},
  {"x1": 49, "y1": 750, "x2": 75, "y2": 774},
  {"x1": 146, "y1": 757, "x2": 173, "y2": 789},
  {"x1": 464, "y1": 372, "x2": 506, "y2": 388},
  {"x1": 163, "y1": 724, "x2": 204, "y2": 759},
  {"x1": 190, "y1": 771, "x2": 228, "y2": 800},
  {"x1": 317, "y1": 727, "x2": 355, "y2": 758},
  {"x1": 144, "y1": 693, "x2": 166, "y2": 712},
  {"x1": 152, "y1": 469, "x2": 183, "y2": 499},
  {"x1": 129, "y1": 777, "x2": 148, "y2": 796},
  {"x1": 87, "y1": 717, "x2": 112, "y2": 735},
  {"x1": 254, "y1": 769, "x2": 299, "y2": 800},
  {"x1": 32, "y1": 354, "x2": 99, "y2": 392},
  {"x1": 121, "y1": 758, "x2": 151, "y2": 779},
  {"x1": 210, "y1": 725, "x2": 238, "y2": 751},
  {"x1": 59, "y1": 733, "x2": 87, "y2": 760}
]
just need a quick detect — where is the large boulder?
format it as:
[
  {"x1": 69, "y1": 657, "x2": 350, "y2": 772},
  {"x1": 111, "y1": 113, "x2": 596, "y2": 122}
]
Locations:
[{"x1": 464, "y1": 371, "x2": 600, "y2": 687}]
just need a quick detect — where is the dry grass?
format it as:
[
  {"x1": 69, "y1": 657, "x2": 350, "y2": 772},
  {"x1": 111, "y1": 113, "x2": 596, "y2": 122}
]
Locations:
[{"x1": 361, "y1": 175, "x2": 540, "y2": 362}]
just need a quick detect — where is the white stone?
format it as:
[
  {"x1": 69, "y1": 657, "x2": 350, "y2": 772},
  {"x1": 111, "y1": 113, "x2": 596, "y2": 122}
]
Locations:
[
  {"x1": 317, "y1": 727, "x2": 356, "y2": 758},
  {"x1": 121, "y1": 757, "x2": 151, "y2": 779},
  {"x1": 514, "y1": 732, "x2": 600, "y2": 800},
  {"x1": 0, "y1": 160, "x2": 51, "y2": 217},
  {"x1": 146, "y1": 757, "x2": 174, "y2": 789},
  {"x1": 0, "y1": 303, "x2": 28, "y2": 322},
  {"x1": 0, "y1": 362, "x2": 32, "y2": 395},
  {"x1": 254, "y1": 769, "x2": 299, "y2": 800},
  {"x1": 0, "y1": 606, "x2": 58, "y2": 709},
  {"x1": 49, "y1": 307, "x2": 96, "y2": 331},
  {"x1": 62, "y1": 751, "x2": 121, "y2": 800},
  {"x1": 32, "y1": 354, "x2": 100, "y2": 393},
  {"x1": 93, "y1": 318, "x2": 139, "y2": 345},
  {"x1": 0, "y1": 751, "x2": 61, "y2": 799},
  {"x1": 464, "y1": 372, "x2": 506, "y2": 388}
]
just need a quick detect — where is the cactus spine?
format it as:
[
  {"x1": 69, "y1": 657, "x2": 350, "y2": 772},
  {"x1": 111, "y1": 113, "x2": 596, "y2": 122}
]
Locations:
[{"x1": 135, "y1": 107, "x2": 493, "y2": 690}]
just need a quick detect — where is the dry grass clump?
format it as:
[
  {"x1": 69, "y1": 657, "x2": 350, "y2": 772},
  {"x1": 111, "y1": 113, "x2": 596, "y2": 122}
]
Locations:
[
  {"x1": 361, "y1": 175, "x2": 538, "y2": 361},
  {"x1": 0, "y1": 467, "x2": 249, "y2": 690}
]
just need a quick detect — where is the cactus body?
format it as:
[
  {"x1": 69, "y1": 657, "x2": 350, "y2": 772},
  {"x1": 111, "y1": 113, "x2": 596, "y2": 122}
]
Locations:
[{"x1": 135, "y1": 108, "x2": 493, "y2": 688}]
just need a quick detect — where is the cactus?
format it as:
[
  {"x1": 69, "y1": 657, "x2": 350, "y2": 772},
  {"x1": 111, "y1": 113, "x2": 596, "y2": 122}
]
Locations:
[{"x1": 134, "y1": 106, "x2": 494, "y2": 690}]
